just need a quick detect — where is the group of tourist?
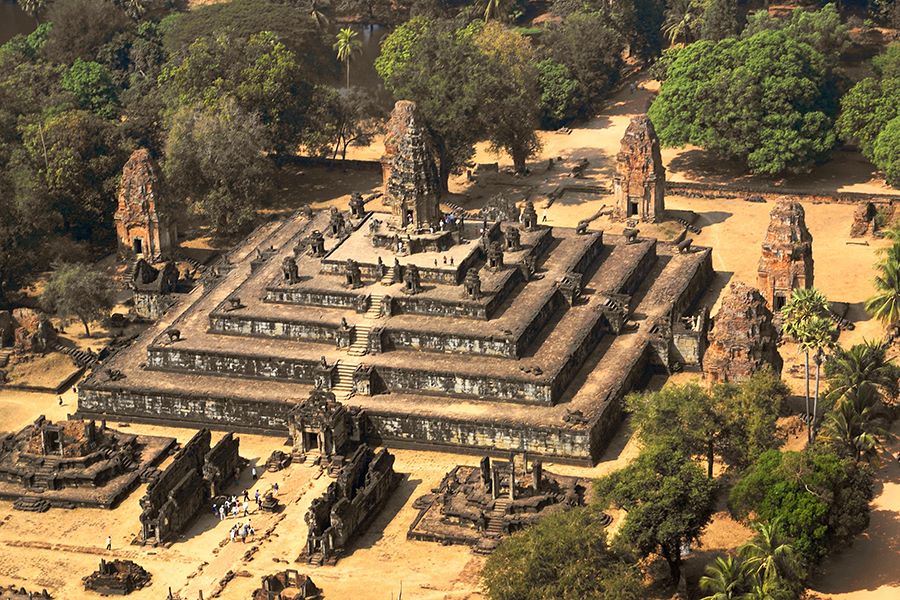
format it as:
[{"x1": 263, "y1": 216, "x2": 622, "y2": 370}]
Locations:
[
  {"x1": 229, "y1": 521, "x2": 255, "y2": 544},
  {"x1": 212, "y1": 483, "x2": 280, "y2": 523}
]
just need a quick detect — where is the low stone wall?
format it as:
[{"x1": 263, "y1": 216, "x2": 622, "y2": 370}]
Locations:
[
  {"x1": 209, "y1": 312, "x2": 340, "y2": 343},
  {"x1": 666, "y1": 181, "x2": 900, "y2": 205},
  {"x1": 147, "y1": 346, "x2": 322, "y2": 383},
  {"x1": 382, "y1": 328, "x2": 517, "y2": 358},
  {"x1": 373, "y1": 364, "x2": 553, "y2": 405},
  {"x1": 264, "y1": 287, "x2": 359, "y2": 309},
  {"x1": 389, "y1": 268, "x2": 522, "y2": 320}
]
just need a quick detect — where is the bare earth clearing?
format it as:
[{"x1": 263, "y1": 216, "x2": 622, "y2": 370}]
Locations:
[{"x1": 0, "y1": 78, "x2": 898, "y2": 598}]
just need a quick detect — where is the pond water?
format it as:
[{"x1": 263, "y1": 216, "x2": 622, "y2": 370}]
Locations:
[{"x1": 0, "y1": 0, "x2": 35, "y2": 45}]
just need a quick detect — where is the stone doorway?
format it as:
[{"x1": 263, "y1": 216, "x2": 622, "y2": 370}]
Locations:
[
  {"x1": 304, "y1": 431, "x2": 319, "y2": 451},
  {"x1": 628, "y1": 199, "x2": 638, "y2": 217},
  {"x1": 132, "y1": 237, "x2": 143, "y2": 255}
]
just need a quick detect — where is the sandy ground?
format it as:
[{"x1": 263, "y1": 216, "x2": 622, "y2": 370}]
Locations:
[{"x1": 1, "y1": 71, "x2": 898, "y2": 599}]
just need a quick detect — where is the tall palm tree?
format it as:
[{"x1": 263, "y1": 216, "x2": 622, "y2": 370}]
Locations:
[
  {"x1": 483, "y1": 0, "x2": 508, "y2": 22},
  {"x1": 739, "y1": 520, "x2": 803, "y2": 588},
  {"x1": 699, "y1": 556, "x2": 747, "y2": 600},
  {"x1": 866, "y1": 258, "x2": 900, "y2": 330},
  {"x1": 781, "y1": 288, "x2": 831, "y2": 440},
  {"x1": 663, "y1": 0, "x2": 701, "y2": 46},
  {"x1": 18, "y1": 0, "x2": 47, "y2": 23},
  {"x1": 334, "y1": 27, "x2": 362, "y2": 89},
  {"x1": 825, "y1": 340, "x2": 900, "y2": 404},
  {"x1": 820, "y1": 385, "x2": 886, "y2": 463},
  {"x1": 307, "y1": 0, "x2": 331, "y2": 31},
  {"x1": 800, "y1": 315, "x2": 837, "y2": 440}
]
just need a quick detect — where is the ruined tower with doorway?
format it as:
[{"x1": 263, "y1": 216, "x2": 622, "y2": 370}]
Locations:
[
  {"x1": 380, "y1": 100, "x2": 442, "y2": 230},
  {"x1": 613, "y1": 115, "x2": 665, "y2": 222},
  {"x1": 114, "y1": 149, "x2": 176, "y2": 260},
  {"x1": 757, "y1": 199, "x2": 813, "y2": 311}
]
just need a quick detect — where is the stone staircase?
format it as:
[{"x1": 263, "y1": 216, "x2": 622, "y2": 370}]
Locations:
[
  {"x1": 52, "y1": 343, "x2": 98, "y2": 368},
  {"x1": 366, "y1": 294, "x2": 385, "y2": 319},
  {"x1": 485, "y1": 497, "x2": 511, "y2": 537},
  {"x1": 306, "y1": 550, "x2": 325, "y2": 566},
  {"x1": 348, "y1": 324, "x2": 371, "y2": 357},
  {"x1": 332, "y1": 360, "x2": 359, "y2": 399},
  {"x1": 31, "y1": 465, "x2": 56, "y2": 492},
  {"x1": 0, "y1": 348, "x2": 12, "y2": 368},
  {"x1": 380, "y1": 267, "x2": 397, "y2": 286},
  {"x1": 122, "y1": 258, "x2": 140, "y2": 286}
]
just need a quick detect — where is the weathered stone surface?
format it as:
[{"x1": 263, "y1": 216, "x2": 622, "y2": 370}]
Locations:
[
  {"x1": 138, "y1": 429, "x2": 240, "y2": 544},
  {"x1": 757, "y1": 199, "x2": 813, "y2": 310},
  {"x1": 381, "y1": 101, "x2": 441, "y2": 230},
  {"x1": 613, "y1": 115, "x2": 665, "y2": 222},
  {"x1": 5, "y1": 308, "x2": 56, "y2": 355},
  {"x1": 83, "y1": 559, "x2": 151, "y2": 595},
  {"x1": 704, "y1": 281, "x2": 782, "y2": 384},
  {"x1": 114, "y1": 148, "x2": 176, "y2": 260},
  {"x1": 252, "y1": 570, "x2": 320, "y2": 600},
  {"x1": 0, "y1": 584, "x2": 52, "y2": 598},
  {"x1": 407, "y1": 458, "x2": 589, "y2": 554}
]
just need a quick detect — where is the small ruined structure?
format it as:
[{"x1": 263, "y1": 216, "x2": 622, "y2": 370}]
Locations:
[
  {"x1": 703, "y1": 281, "x2": 783, "y2": 384},
  {"x1": 138, "y1": 429, "x2": 240, "y2": 544},
  {"x1": 381, "y1": 100, "x2": 441, "y2": 230},
  {"x1": 82, "y1": 559, "x2": 151, "y2": 595},
  {"x1": 130, "y1": 259, "x2": 179, "y2": 320},
  {"x1": 252, "y1": 570, "x2": 321, "y2": 600},
  {"x1": 849, "y1": 202, "x2": 891, "y2": 237},
  {"x1": 291, "y1": 391, "x2": 398, "y2": 565},
  {"x1": 0, "y1": 308, "x2": 56, "y2": 355},
  {"x1": 408, "y1": 456, "x2": 589, "y2": 554},
  {"x1": 613, "y1": 115, "x2": 665, "y2": 222},
  {"x1": 0, "y1": 586, "x2": 51, "y2": 599},
  {"x1": 757, "y1": 199, "x2": 814, "y2": 311},
  {"x1": 114, "y1": 149, "x2": 176, "y2": 260},
  {"x1": 0, "y1": 417, "x2": 174, "y2": 508}
]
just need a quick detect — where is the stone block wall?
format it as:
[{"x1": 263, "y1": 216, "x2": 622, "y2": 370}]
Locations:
[
  {"x1": 208, "y1": 313, "x2": 340, "y2": 344},
  {"x1": 264, "y1": 288, "x2": 358, "y2": 309},
  {"x1": 147, "y1": 346, "x2": 322, "y2": 383},
  {"x1": 372, "y1": 365, "x2": 553, "y2": 404},
  {"x1": 382, "y1": 328, "x2": 517, "y2": 358},
  {"x1": 203, "y1": 432, "x2": 240, "y2": 497}
]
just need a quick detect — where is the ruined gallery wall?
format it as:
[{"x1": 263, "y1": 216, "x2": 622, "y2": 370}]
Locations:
[
  {"x1": 373, "y1": 365, "x2": 554, "y2": 405},
  {"x1": 208, "y1": 312, "x2": 340, "y2": 343},
  {"x1": 382, "y1": 328, "x2": 518, "y2": 358},
  {"x1": 156, "y1": 469, "x2": 206, "y2": 541},
  {"x1": 147, "y1": 346, "x2": 322, "y2": 383},
  {"x1": 142, "y1": 429, "x2": 209, "y2": 511},
  {"x1": 330, "y1": 448, "x2": 396, "y2": 549},
  {"x1": 264, "y1": 288, "x2": 359, "y2": 309}
]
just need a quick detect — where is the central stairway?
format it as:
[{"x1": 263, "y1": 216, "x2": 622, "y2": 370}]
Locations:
[
  {"x1": 380, "y1": 266, "x2": 397, "y2": 286},
  {"x1": 366, "y1": 294, "x2": 385, "y2": 319},
  {"x1": 348, "y1": 324, "x2": 371, "y2": 357},
  {"x1": 333, "y1": 360, "x2": 359, "y2": 400}
]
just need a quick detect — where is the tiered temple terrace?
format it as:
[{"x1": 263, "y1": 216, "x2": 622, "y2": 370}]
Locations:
[
  {"x1": 77, "y1": 206, "x2": 712, "y2": 464},
  {"x1": 78, "y1": 103, "x2": 713, "y2": 464}
]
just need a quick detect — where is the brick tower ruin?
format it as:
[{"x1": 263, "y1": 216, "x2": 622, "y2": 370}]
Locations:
[
  {"x1": 381, "y1": 100, "x2": 442, "y2": 230},
  {"x1": 704, "y1": 281, "x2": 782, "y2": 384},
  {"x1": 114, "y1": 148, "x2": 176, "y2": 260},
  {"x1": 757, "y1": 200, "x2": 813, "y2": 311},
  {"x1": 613, "y1": 115, "x2": 665, "y2": 222}
]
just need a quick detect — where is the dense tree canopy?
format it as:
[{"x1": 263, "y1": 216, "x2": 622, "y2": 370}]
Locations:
[
  {"x1": 41, "y1": 262, "x2": 116, "y2": 336},
  {"x1": 729, "y1": 447, "x2": 873, "y2": 565},
  {"x1": 481, "y1": 507, "x2": 644, "y2": 600},
  {"x1": 649, "y1": 26, "x2": 840, "y2": 176},
  {"x1": 596, "y1": 442, "x2": 716, "y2": 583},
  {"x1": 837, "y1": 43, "x2": 900, "y2": 187}
]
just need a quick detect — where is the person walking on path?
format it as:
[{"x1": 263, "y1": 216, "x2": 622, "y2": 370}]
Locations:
[{"x1": 105, "y1": 536, "x2": 111, "y2": 551}]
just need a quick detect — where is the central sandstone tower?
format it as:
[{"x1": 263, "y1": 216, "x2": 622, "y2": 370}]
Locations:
[{"x1": 613, "y1": 115, "x2": 666, "y2": 222}]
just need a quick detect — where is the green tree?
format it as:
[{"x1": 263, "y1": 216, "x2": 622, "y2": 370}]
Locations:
[
  {"x1": 43, "y1": 0, "x2": 133, "y2": 64},
  {"x1": 160, "y1": 30, "x2": 313, "y2": 154},
  {"x1": 663, "y1": 0, "x2": 702, "y2": 45},
  {"x1": 739, "y1": 520, "x2": 804, "y2": 591},
  {"x1": 541, "y1": 11, "x2": 624, "y2": 108},
  {"x1": 873, "y1": 115, "x2": 900, "y2": 187},
  {"x1": 699, "y1": 0, "x2": 738, "y2": 41},
  {"x1": 536, "y1": 58, "x2": 582, "y2": 128},
  {"x1": 41, "y1": 262, "x2": 115, "y2": 337},
  {"x1": 475, "y1": 22, "x2": 541, "y2": 173},
  {"x1": 799, "y1": 315, "x2": 837, "y2": 440},
  {"x1": 376, "y1": 18, "x2": 484, "y2": 190},
  {"x1": 333, "y1": 27, "x2": 361, "y2": 88},
  {"x1": 820, "y1": 380, "x2": 891, "y2": 464},
  {"x1": 866, "y1": 257, "x2": 900, "y2": 328},
  {"x1": 824, "y1": 340, "x2": 900, "y2": 404},
  {"x1": 742, "y1": 3, "x2": 849, "y2": 66},
  {"x1": 163, "y1": 100, "x2": 274, "y2": 237},
  {"x1": 62, "y1": 59, "x2": 119, "y2": 119},
  {"x1": 20, "y1": 109, "x2": 127, "y2": 244},
  {"x1": 699, "y1": 556, "x2": 747, "y2": 600},
  {"x1": 781, "y1": 288, "x2": 832, "y2": 440},
  {"x1": 729, "y1": 447, "x2": 873, "y2": 565},
  {"x1": 649, "y1": 29, "x2": 839, "y2": 176},
  {"x1": 302, "y1": 85, "x2": 385, "y2": 159},
  {"x1": 596, "y1": 442, "x2": 716, "y2": 583},
  {"x1": 481, "y1": 507, "x2": 644, "y2": 600}
]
